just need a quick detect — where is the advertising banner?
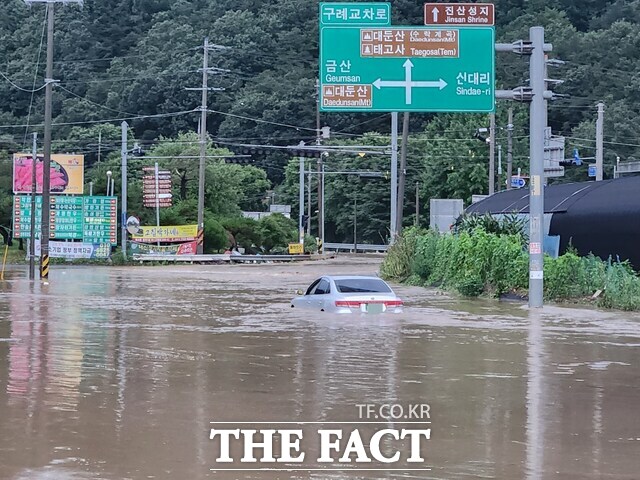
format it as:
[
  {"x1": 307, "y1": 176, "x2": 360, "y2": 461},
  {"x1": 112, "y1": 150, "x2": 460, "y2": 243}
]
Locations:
[
  {"x1": 129, "y1": 240, "x2": 197, "y2": 255},
  {"x1": 33, "y1": 240, "x2": 111, "y2": 259},
  {"x1": 131, "y1": 225, "x2": 198, "y2": 243},
  {"x1": 13, "y1": 153, "x2": 84, "y2": 195}
]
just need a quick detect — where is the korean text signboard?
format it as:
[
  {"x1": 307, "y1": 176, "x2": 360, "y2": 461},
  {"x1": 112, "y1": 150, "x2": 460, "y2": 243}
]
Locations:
[
  {"x1": 424, "y1": 3, "x2": 495, "y2": 26},
  {"x1": 13, "y1": 153, "x2": 85, "y2": 195},
  {"x1": 320, "y1": 26, "x2": 495, "y2": 112},
  {"x1": 320, "y1": 2, "x2": 391, "y2": 26},
  {"x1": 12, "y1": 195, "x2": 118, "y2": 245},
  {"x1": 130, "y1": 225, "x2": 198, "y2": 243}
]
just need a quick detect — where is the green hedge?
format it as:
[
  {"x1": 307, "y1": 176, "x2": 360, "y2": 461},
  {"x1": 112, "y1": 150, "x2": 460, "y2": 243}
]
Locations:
[{"x1": 381, "y1": 227, "x2": 640, "y2": 310}]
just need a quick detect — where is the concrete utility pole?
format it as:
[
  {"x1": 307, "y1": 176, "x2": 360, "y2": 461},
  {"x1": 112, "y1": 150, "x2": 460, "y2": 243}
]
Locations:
[
  {"x1": 497, "y1": 144, "x2": 502, "y2": 192},
  {"x1": 186, "y1": 37, "x2": 228, "y2": 253},
  {"x1": 507, "y1": 107, "x2": 514, "y2": 189},
  {"x1": 321, "y1": 163, "x2": 325, "y2": 252},
  {"x1": 29, "y1": 132, "x2": 37, "y2": 280},
  {"x1": 415, "y1": 182, "x2": 419, "y2": 226},
  {"x1": 596, "y1": 102, "x2": 604, "y2": 181},
  {"x1": 390, "y1": 112, "x2": 399, "y2": 241},
  {"x1": 396, "y1": 112, "x2": 410, "y2": 234},
  {"x1": 23, "y1": 0, "x2": 82, "y2": 279},
  {"x1": 298, "y1": 155, "x2": 305, "y2": 244},
  {"x1": 307, "y1": 163, "x2": 312, "y2": 235},
  {"x1": 316, "y1": 79, "x2": 323, "y2": 248},
  {"x1": 196, "y1": 37, "x2": 209, "y2": 254},
  {"x1": 41, "y1": 3, "x2": 54, "y2": 278},
  {"x1": 489, "y1": 112, "x2": 496, "y2": 194},
  {"x1": 121, "y1": 121, "x2": 128, "y2": 259},
  {"x1": 528, "y1": 26, "x2": 546, "y2": 308}
]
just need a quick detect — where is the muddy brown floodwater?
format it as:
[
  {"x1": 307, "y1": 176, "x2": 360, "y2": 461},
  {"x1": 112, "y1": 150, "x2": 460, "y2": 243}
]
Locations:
[{"x1": 0, "y1": 256, "x2": 639, "y2": 480}]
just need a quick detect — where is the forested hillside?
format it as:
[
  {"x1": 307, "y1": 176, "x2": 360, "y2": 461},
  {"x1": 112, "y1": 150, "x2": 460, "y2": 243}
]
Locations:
[{"x1": 1, "y1": 0, "x2": 639, "y2": 246}]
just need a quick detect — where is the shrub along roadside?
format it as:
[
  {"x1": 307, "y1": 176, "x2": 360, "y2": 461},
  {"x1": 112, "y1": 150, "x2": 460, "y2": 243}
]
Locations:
[{"x1": 381, "y1": 227, "x2": 640, "y2": 311}]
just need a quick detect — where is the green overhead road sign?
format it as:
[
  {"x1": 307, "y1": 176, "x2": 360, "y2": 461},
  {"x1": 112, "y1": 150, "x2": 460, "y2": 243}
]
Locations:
[
  {"x1": 320, "y1": 2, "x2": 391, "y2": 26},
  {"x1": 320, "y1": 26, "x2": 495, "y2": 112}
]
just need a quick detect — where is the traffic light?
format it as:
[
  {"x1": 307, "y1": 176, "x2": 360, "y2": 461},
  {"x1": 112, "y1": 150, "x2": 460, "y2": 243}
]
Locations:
[{"x1": 301, "y1": 215, "x2": 309, "y2": 229}]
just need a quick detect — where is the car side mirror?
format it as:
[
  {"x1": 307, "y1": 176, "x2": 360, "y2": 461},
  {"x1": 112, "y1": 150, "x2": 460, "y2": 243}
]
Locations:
[{"x1": 296, "y1": 289, "x2": 304, "y2": 296}]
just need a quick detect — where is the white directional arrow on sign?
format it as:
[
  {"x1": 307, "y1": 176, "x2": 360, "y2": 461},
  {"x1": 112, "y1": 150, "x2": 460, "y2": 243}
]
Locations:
[
  {"x1": 372, "y1": 60, "x2": 447, "y2": 104},
  {"x1": 432, "y1": 7, "x2": 439, "y2": 23}
]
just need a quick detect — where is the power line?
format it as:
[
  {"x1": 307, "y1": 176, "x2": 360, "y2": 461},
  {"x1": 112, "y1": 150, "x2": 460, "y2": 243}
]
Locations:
[
  {"x1": 0, "y1": 109, "x2": 197, "y2": 129},
  {"x1": 22, "y1": 6, "x2": 49, "y2": 150},
  {"x1": 57, "y1": 84, "x2": 137, "y2": 117},
  {"x1": 0, "y1": 71, "x2": 47, "y2": 93},
  {"x1": 206, "y1": 108, "x2": 317, "y2": 133}
]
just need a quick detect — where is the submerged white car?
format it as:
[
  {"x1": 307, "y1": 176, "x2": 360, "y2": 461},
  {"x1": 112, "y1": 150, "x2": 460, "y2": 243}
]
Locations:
[{"x1": 291, "y1": 275, "x2": 403, "y2": 313}]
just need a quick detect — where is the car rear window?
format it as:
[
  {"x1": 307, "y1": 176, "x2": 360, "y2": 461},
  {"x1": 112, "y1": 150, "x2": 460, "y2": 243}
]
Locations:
[{"x1": 334, "y1": 278, "x2": 392, "y2": 293}]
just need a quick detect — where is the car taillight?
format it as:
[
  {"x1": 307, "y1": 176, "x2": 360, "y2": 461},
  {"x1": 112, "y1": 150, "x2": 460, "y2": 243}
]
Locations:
[
  {"x1": 335, "y1": 300, "x2": 362, "y2": 308},
  {"x1": 383, "y1": 300, "x2": 403, "y2": 307}
]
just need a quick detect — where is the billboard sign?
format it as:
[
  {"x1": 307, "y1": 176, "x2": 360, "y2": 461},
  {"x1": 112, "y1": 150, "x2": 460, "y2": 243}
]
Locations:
[
  {"x1": 13, "y1": 153, "x2": 84, "y2": 195},
  {"x1": 12, "y1": 195, "x2": 118, "y2": 245},
  {"x1": 130, "y1": 225, "x2": 198, "y2": 243}
]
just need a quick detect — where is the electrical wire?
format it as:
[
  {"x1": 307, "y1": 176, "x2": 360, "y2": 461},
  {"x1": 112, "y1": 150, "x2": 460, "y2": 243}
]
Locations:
[
  {"x1": 0, "y1": 71, "x2": 48, "y2": 93},
  {"x1": 57, "y1": 84, "x2": 137, "y2": 117},
  {"x1": 0, "y1": 109, "x2": 197, "y2": 130},
  {"x1": 206, "y1": 108, "x2": 317, "y2": 133},
  {"x1": 22, "y1": 6, "x2": 49, "y2": 150}
]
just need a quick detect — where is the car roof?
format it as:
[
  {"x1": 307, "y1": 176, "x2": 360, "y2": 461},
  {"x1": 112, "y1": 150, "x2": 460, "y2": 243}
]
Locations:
[{"x1": 322, "y1": 275, "x2": 386, "y2": 281}]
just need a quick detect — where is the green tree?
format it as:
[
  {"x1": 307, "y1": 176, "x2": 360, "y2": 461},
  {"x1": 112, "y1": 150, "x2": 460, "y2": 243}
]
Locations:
[{"x1": 258, "y1": 213, "x2": 297, "y2": 252}]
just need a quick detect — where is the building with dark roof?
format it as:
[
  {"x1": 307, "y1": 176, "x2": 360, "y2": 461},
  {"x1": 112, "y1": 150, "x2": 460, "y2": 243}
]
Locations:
[{"x1": 465, "y1": 176, "x2": 640, "y2": 268}]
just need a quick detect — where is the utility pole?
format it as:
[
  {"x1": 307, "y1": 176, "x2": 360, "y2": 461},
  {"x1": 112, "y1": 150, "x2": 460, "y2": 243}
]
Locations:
[
  {"x1": 25, "y1": 0, "x2": 82, "y2": 280},
  {"x1": 321, "y1": 163, "x2": 325, "y2": 252},
  {"x1": 497, "y1": 144, "x2": 502, "y2": 192},
  {"x1": 415, "y1": 182, "x2": 419, "y2": 226},
  {"x1": 507, "y1": 107, "x2": 514, "y2": 189},
  {"x1": 528, "y1": 26, "x2": 546, "y2": 308},
  {"x1": 315, "y1": 79, "x2": 323, "y2": 249},
  {"x1": 298, "y1": 155, "x2": 305, "y2": 244},
  {"x1": 196, "y1": 37, "x2": 209, "y2": 254},
  {"x1": 390, "y1": 112, "x2": 399, "y2": 242},
  {"x1": 121, "y1": 121, "x2": 128, "y2": 260},
  {"x1": 29, "y1": 132, "x2": 37, "y2": 280},
  {"x1": 489, "y1": 112, "x2": 496, "y2": 194},
  {"x1": 41, "y1": 2, "x2": 54, "y2": 279},
  {"x1": 396, "y1": 112, "x2": 410, "y2": 234},
  {"x1": 353, "y1": 195, "x2": 357, "y2": 253},
  {"x1": 596, "y1": 102, "x2": 604, "y2": 181},
  {"x1": 307, "y1": 163, "x2": 311, "y2": 235},
  {"x1": 495, "y1": 27, "x2": 557, "y2": 308},
  {"x1": 186, "y1": 37, "x2": 228, "y2": 253}
]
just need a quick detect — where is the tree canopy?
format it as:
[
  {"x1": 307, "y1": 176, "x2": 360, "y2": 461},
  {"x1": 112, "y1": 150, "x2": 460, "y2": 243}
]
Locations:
[{"x1": 1, "y1": 0, "x2": 639, "y2": 245}]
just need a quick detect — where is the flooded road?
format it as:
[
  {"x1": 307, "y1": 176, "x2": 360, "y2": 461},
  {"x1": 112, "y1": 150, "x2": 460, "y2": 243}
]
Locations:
[{"x1": 0, "y1": 257, "x2": 639, "y2": 479}]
